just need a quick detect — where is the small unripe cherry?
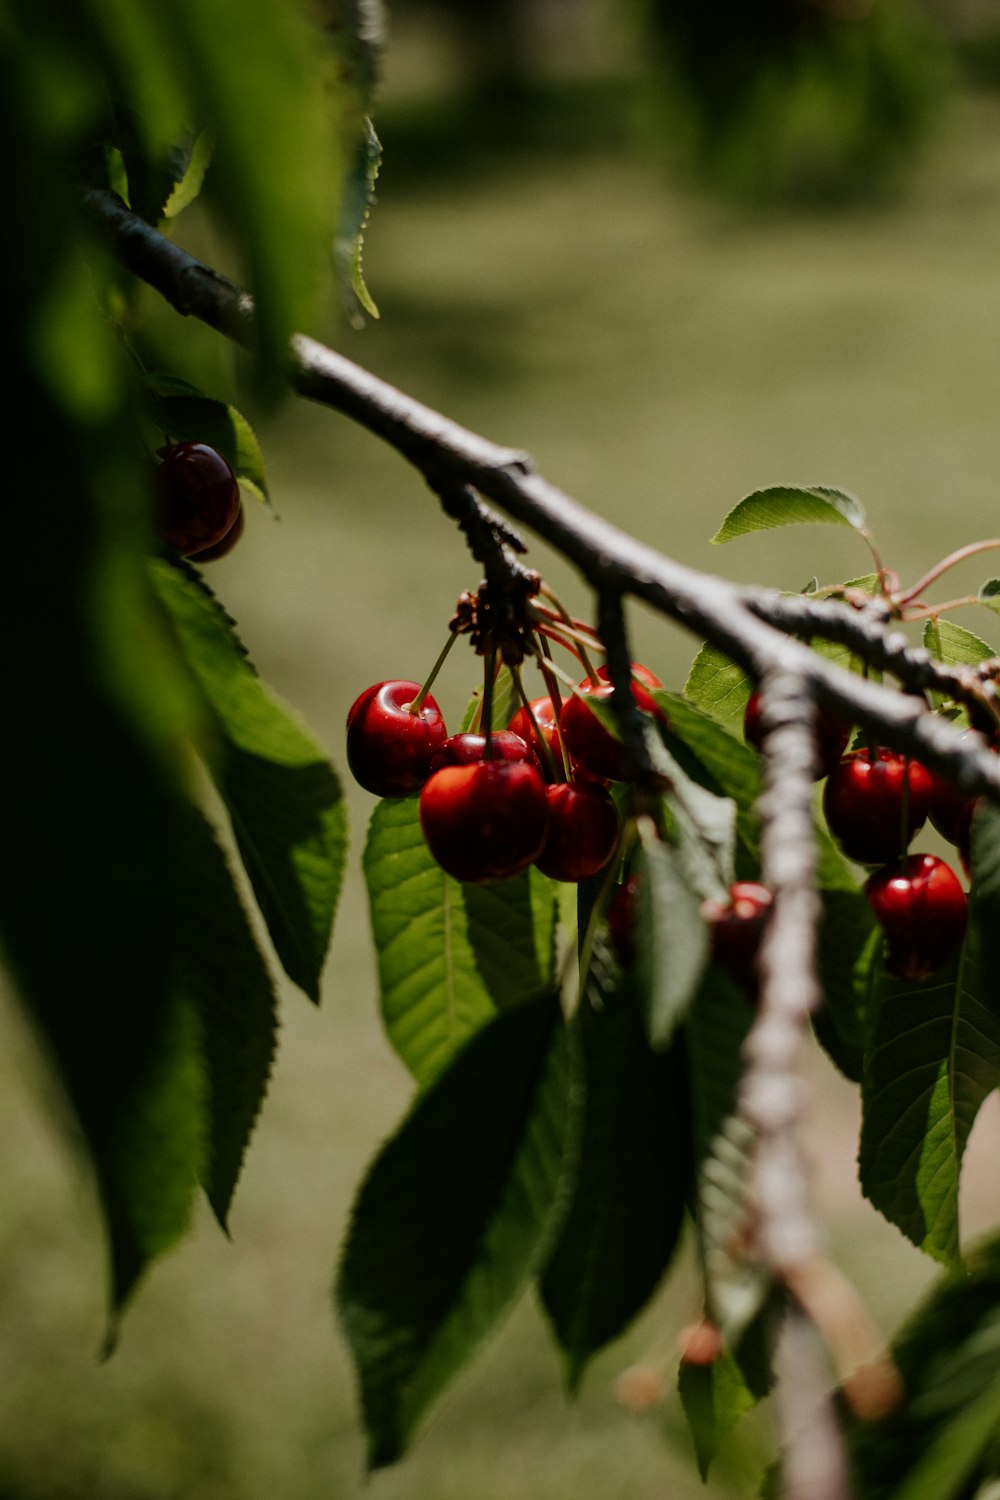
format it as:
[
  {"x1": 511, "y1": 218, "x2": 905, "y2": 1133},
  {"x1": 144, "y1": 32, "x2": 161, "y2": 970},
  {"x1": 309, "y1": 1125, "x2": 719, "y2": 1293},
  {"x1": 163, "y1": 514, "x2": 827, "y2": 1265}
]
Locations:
[
  {"x1": 156, "y1": 441, "x2": 241, "y2": 556},
  {"x1": 743, "y1": 690, "x2": 850, "y2": 779},
  {"x1": 823, "y1": 749, "x2": 933, "y2": 865},
  {"x1": 346, "y1": 680, "x2": 447, "y2": 798},
  {"x1": 865, "y1": 853, "x2": 967, "y2": 981},
  {"x1": 534, "y1": 780, "x2": 620, "y2": 882},
  {"x1": 419, "y1": 760, "x2": 550, "y2": 883},
  {"x1": 559, "y1": 663, "x2": 666, "y2": 782},
  {"x1": 701, "y1": 881, "x2": 773, "y2": 987}
]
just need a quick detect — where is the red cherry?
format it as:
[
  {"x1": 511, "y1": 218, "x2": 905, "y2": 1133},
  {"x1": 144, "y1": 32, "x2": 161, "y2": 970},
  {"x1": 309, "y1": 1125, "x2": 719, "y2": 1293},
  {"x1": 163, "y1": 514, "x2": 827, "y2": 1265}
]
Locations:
[
  {"x1": 534, "y1": 781, "x2": 620, "y2": 883},
  {"x1": 823, "y1": 749, "x2": 933, "y2": 865},
  {"x1": 607, "y1": 874, "x2": 640, "y2": 965},
  {"x1": 865, "y1": 853, "x2": 967, "y2": 981},
  {"x1": 156, "y1": 441, "x2": 241, "y2": 556},
  {"x1": 508, "y1": 697, "x2": 565, "y2": 780},
  {"x1": 701, "y1": 881, "x2": 773, "y2": 987},
  {"x1": 430, "y1": 731, "x2": 540, "y2": 774},
  {"x1": 189, "y1": 502, "x2": 245, "y2": 561},
  {"x1": 559, "y1": 663, "x2": 666, "y2": 781},
  {"x1": 346, "y1": 680, "x2": 448, "y2": 798},
  {"x1": 925, "y1": 769, "x2": 977, "y2": 854},
  {"x1": 743, "y1": 690, "x2": 850, "y2": 779},
  {"x1": 419, "y1": 761, "x2": 549, "y2": 883}
]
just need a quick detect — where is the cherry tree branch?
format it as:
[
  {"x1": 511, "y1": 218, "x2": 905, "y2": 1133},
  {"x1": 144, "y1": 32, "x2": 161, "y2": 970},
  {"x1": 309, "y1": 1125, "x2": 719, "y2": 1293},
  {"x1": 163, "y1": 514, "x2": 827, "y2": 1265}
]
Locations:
[{"x1": 82, "y1": 188, "x2": 1000, "y2": 805}]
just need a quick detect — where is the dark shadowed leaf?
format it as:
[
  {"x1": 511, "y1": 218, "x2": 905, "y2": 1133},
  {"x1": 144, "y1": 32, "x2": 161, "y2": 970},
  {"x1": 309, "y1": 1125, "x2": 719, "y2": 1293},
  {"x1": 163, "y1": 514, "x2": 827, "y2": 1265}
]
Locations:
[
  {"x1": 152, "y1": 561, "x2": 345, "y2": 1003},
  {"x1": 711, "y1": 486, "x2": 866, "y2": 544},
  {"x1": 336, "y1": 992, "x2": 580, "y2": 1469},
  {"x1": 181, "y1": 812, "x2": 278, "y2": 1230},
  {"x1": 686, "y1": 969, "x2": 769, "y2": 1339},
  {"x1": 812, "y1": 889, "x2": 877, "y2": 1082},
  {"x1": 364, "y1": 797, "x2": 557, "y2": 1085},
  {"x1": 540, "y1": 943, "x2": 690, "y2": 1388},
  {"x1": 859, "y1": 928, "x2": 1000, "y2": 1265},
  {"x1": 633, "y1": 817, "x2": 708, "y2": 1048}
]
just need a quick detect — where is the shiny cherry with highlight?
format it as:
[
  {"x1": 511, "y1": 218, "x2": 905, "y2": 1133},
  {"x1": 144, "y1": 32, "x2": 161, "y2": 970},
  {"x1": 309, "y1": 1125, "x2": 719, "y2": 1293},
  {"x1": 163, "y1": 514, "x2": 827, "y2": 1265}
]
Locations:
[
  {"x1": 508, "y1": 697, "x2": 564, "y2": 779},
  {"x1": 346, "y1": 680, "x2": 448, "y2": 798},
  {"x1": 430, "y1": 731, "x2": 539, "y2": 773},
  {"x1": 419, "y1": 760, "x2": 549, "y2": 883},
  {"x1": 534, "y1": 780, "x2": 620, "y2": 883},
  {"x1": 156, "y1": 441, "x2": 241, "y2": 556},
  {"x1": 865, "y1": 853, "x2": 967, "y2": 981},
  {"x1": 701, "y1": 881, "x2": 773, "y2": 987},
  {"x1": 822, "y1": 749, "x2": 933, "y2": 865},
  {"x1": 560, "y1": 663, "x2": 665, "y2": 781}
]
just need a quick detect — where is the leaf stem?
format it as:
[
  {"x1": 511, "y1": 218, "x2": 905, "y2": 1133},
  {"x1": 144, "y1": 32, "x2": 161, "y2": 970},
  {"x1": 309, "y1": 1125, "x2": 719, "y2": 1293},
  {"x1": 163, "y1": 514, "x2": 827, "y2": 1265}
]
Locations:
[{"x1": 896, "y1": 539, "x2": 1000, "y2": 608}]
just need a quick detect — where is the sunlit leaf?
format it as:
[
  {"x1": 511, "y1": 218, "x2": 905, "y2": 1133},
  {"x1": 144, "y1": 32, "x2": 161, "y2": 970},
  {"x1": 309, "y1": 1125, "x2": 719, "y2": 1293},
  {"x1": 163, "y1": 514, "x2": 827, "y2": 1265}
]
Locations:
[
  {"x1": 337, "y1": 993, "x2": 580, "y2": 1470},
  {"x1": 924, "y1": 617, "x2": 997, "y2": 667},
  {"x1": 364, "y1": 797, "x2": 557, "y2": 1086},
  {"x1": 684, "y1": 644, "x2": 753, "y2": 732},
  {"x1": 979, "y1": 580, "x2": 1000, "y2": 614},
  {"x1": 711, "y1": 485, "x2": 866, "y2": 544}
]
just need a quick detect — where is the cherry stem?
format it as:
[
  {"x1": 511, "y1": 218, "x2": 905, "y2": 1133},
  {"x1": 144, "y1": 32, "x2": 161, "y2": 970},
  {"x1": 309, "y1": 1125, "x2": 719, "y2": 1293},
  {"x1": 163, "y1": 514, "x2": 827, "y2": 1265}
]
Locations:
[
  {"x1": 896, "y1": 539, "x2": 1000, "y2": 608},
  {"x1": 534, "y1": 634, "x2": 574, "y2": 778},
  {"x1": 410, "y1": 631, "x2": 459, "y2": 713},
  {"x1": 534, "y1": 623, "x2": 587, "y2": 670},
  {"x1": 511, "y1": 664, "x2": 564, "y2": 782},
  {"x1": 532, "y1": 601, "x2": 604, "y2": 646},
  {"x1": 481, "y1": 645, "x2": 497, "y2": 755},
  {"x1": 900, "y1": 596, "x2": 978, "y2": 622},
  {"x1": 530, "y1": 606, "x2": 604, "y2": 655},
  {"x1": 859, "y1": 527, "x2": 888, "y2": 584},
  {"x1": 536, "y1": 588, "x2": 601, "y2": 684}
]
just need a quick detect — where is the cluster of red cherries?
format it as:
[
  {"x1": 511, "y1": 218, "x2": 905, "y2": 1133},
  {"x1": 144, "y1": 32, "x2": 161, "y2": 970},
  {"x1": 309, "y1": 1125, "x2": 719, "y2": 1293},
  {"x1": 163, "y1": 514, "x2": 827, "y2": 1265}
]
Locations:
[
  {"x1": 744, "y1": 691, "x2": 972, "y2": 983},
  {"x1": 155, "y1": 440, "x2": 245, "y2": 560},
  {"x1": 345, "y1": 664, "x2": 665, "y2": 885}
]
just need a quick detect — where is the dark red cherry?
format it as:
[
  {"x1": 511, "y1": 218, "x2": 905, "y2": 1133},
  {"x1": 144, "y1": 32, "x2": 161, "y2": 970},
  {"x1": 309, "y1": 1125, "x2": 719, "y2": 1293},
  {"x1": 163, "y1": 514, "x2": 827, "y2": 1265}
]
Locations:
[
  {"x1": 508, "y1": 697, "x2": 565, "y2": 780},
  {"x1": 607, "y1": 874, "x2": 640, "y2": 966},
  {"x1": 156, "y1": 441, "x2": 241, "y2": 556},
  {"x1": 419, "y1": 760, "x2": 549, "y2": 883},
  {"x1": 534, "y1": 781, "x2": 620, "y2": 882},
  {"x1": 346, "y1": 680, "x2": 448, "y2": 798},
  {"x1": 430, "y1": 731, "x2": 539, "y2": 773},
  {"x1": 865, "y1": 853, "x2": 967, "y2": 981},
  {"x1": 823, "y1": 749, "x2": 933, "y2": 865},
  {"x1": 701, "y1": 881, "x2": 773, "y2": 987},
  {"x1": 189, "y1": 502, "x2": 245, "y2": 561},
  {"x1": 559, "y1": 663, "x2": 666, "y2": 781},
  {"x1": 743, "y1": 690, "x2": 850, "y2": 779}
]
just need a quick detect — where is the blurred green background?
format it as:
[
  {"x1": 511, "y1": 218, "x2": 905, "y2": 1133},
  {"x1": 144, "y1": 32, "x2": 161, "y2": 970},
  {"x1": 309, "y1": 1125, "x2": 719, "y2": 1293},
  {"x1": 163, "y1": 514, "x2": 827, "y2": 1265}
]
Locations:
[{"x1": 6, "y1": 2, "x2": 1000, "y2": 1495}]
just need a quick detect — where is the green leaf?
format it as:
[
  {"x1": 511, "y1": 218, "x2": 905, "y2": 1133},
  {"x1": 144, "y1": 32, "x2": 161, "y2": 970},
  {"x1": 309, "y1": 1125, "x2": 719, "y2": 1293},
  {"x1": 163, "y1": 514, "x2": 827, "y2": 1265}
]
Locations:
[
  {"x1": 363, "y1": 797, "x2": 557, "y2": 1086},
  {"x1": 978, "y1": 581, "x2": 1000, "y2": 615},
  {"x1": 335, "y1": 117, "x2": 381, "y2": 325},
  {"x1": 924, "y1": 617, "x2": 997, "y2": 667},
  {"x1": 461, "y1": 665, "x2": 518, "y2": 734},
  {"x1": 684, "y1": 644, "x2": 753, "y2": 733},
  {"x1": 181, "y1": 812, "x2": 278, "y2": 1231},
  {"x1": 633, "y1": 818, "x2": 709, "y2": 1048},
  {"x1": 686, "y1": 969, "x2": 769, "y2": 1339},
  {"x1": 812, "y1": 889, "x2": 877, "y2": 1082},
  {"x1": 859, "y1": 928, "x2": 1000, "y2": 1265},
  {"x1": 145, "y1": 378, "x2": 269, "y2": 504},
  {"x1": 162, "y1": 127, "x2": 214, "y2": 219},
  {"x1": 336, "y1": 992, "x2": 580, "y2": 1470},
  {"x1": 540, "y1": 945, "x2": 690, "y2": 1389},
  {"x1": 849, "y1": 1233, "x2": 1000, "y2": 1499},
  {"x1": 152, "y1": 561, "x2": 345, "y2": 1004},
  {"x1": 710, "y1": 485, "x2": 866, "y2": 544},
  {"x1": 679, "y1": 1351, "x2": 759, "y2": 1481}
]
